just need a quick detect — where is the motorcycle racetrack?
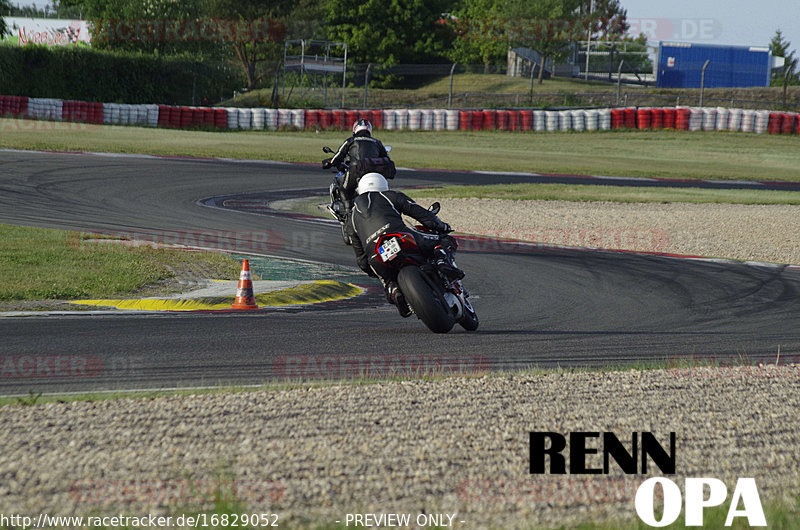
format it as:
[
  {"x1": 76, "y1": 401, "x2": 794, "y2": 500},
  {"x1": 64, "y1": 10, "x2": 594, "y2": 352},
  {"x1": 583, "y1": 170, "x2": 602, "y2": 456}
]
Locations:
[{"x1": 2, "y1": 149, "x2": 800, "y2": 396}]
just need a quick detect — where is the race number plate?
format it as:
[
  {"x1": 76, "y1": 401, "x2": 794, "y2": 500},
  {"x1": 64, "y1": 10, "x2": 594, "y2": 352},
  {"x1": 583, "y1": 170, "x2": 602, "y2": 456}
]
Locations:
[{"x1": 379, "y1": 237, "x2": 401, "y2": 262}]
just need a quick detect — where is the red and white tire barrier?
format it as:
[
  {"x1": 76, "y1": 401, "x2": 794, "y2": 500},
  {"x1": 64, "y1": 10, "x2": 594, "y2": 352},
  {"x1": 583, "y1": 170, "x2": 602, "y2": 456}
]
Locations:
[{"x1": 2, "y1": 93, "x2": 798, "y2": 135}]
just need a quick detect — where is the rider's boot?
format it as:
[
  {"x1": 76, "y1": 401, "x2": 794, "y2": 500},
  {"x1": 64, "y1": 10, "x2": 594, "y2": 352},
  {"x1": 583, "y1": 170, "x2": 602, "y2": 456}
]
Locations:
[
  {"x1": 434, "y1": 245, "x2": 465, "y2": 281},
  {"x1": 385, "y1": 281, "x2": 412, "y2": 318}
]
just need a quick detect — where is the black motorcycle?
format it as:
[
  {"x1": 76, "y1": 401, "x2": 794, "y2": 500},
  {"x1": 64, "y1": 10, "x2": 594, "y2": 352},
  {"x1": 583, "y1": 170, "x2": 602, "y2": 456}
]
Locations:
[
  {"x1": 370, "y1": 203, "x2": 478, "y2": 333},
  {"x1": 321, "y1": 145, "x2": 393, "y2": 246}
]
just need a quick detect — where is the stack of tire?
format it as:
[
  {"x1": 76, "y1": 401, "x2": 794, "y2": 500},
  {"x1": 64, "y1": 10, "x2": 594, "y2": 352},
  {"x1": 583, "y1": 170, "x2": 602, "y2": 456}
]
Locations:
[
  {"x1": 27, "y1": 98, "x2": 62, "y2": 121},
  {"x1": 4, "y1": 91, "x2": 800, "y2": 137},
  {"x1": 62, "y1": 101, "x2": 104, "y2": 124},
  {"x1": 0, "y1": 95, "x2": 29, "y2": 118},
  {"x1": 102, "y1": 103, "x2": 159, "y2": 127}
]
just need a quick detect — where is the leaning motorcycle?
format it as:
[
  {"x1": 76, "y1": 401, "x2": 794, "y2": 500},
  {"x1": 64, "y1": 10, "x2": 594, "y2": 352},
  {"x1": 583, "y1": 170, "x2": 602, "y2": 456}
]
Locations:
[
  {"x1": 321, "y1": 145, "x2": 393, "y2": 246},
  {"x1": 370, "y1": 203, "x2": 478, "y2": 334}
]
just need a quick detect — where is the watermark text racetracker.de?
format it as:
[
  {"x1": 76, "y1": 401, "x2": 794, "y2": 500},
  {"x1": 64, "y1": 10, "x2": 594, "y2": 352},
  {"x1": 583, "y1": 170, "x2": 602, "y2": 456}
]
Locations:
[
  {"x1": 67, "y1": 229, "x2": 286, "y2": 254},
  {"x1": 274, "y1": 354, "x2": 490, "y2": 379},
  {"x1": 0, "y1": 354, "x2": 143, "y2": 379},
  {"x1": 447, "y1": 16, "x2": 721, "y2": 42},
  {"x1": 0, "y1": 116, "x2": 101, "y2": 133},
  {"x1": 1, "y1": 512, "x2": 280, "y2": 528},
  {"x1": 0, "y1": 355, "x2": 104, "y2": 378},
  {"x1": 90, "y1": 18, "x2": 286, "y2": 44},
  {"x1": 67, "y1": 227, "x2": 670, "y2": 256},
  {"x1": 665, "y1": 354, "x2": 800, "y2": 379},
  {"x1": 458, "y1": 227, "x2": 670, "y2": 255},
  {"x1": 627, "y1": 18, "x2": 723, "y2": 42}
]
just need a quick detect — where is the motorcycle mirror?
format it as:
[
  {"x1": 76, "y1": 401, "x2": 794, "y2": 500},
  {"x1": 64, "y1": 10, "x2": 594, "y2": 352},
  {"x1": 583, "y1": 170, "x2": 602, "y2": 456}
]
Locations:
[
  {"x1": 322, "y1": 146, "x2": 334, "y2": 154},
  {"x1": 428, "y1": 202, "x2": 441, "y2": 215},
  {"x1": 385, "y1": 145, "x2": 392, "y2": 153}
]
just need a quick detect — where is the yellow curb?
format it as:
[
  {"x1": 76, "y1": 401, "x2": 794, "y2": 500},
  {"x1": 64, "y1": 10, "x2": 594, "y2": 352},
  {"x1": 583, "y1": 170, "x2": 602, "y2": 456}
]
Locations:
[{"x1": 70, "y1": 280, "x2": 363, "y2": 311}]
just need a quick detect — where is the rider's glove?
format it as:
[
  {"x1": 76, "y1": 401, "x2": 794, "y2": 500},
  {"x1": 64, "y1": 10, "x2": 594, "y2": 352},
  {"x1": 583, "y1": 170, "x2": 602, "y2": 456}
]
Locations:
[
  {"x1": 322, "y1": 158, "x2": 333, "y2": 169},
  {"x1": 435, "y1": 220, "x2": 453, "y2": 233}
]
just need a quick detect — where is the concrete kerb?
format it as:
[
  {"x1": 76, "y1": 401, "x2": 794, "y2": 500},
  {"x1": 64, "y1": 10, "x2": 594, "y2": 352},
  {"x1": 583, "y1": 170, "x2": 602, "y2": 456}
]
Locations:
[{"x1": 67, "y1": 241, "x2": 364, "y2": 312}]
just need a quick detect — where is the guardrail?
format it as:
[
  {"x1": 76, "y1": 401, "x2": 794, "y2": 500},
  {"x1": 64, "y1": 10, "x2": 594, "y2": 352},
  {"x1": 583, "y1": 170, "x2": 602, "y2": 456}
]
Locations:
[{"x1": 1, "y1": 95, "x2": 798, "y2": 135}]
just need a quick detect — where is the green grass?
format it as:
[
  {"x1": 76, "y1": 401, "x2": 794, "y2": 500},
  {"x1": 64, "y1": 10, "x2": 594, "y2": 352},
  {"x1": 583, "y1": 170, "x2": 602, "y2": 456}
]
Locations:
[
  {"x1": 227, "y1": 72, "x2": 800, "y2": 109},
  {"x1": 223, "y1": 73, "x2": 632, "y2": 108},
  {"x1": 412, "y1": 183, "x2": 800, "y2": 204},
  {"x1": 2, "y1": 118, "x2": 800, "y2": 181},
  {"x1": 421, "y1": 72, "x2": 630, "y2": 95},
  {"x1": 0, "y1": 224, "x2": 240, "y2": 302}
]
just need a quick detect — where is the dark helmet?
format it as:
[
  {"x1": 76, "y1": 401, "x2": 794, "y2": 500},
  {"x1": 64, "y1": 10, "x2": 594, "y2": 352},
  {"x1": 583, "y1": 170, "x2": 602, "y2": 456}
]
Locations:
[{"x1": 352, "y1": 118, "x2": 373, "y2": 135}]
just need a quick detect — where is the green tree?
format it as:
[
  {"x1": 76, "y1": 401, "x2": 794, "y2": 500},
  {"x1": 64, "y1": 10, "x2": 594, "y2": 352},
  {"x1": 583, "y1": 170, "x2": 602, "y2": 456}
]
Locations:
[
  {"x1": 503, "y1": 0, "x2": 583, "y2": 84},
  {"x1": 1, "y1": 0, "x2": 11, "y2": 37},
  {"x1": 284, "y1": 0, "x2": 326, "y2": 41},
  {"x1": 7, "y1": 1, "x2": 84, "y2": 18},
  {"x1": 447, "y1": 0, "x2": 509, "y2": 70},
  {"x1": 578, "y1": 0, "x2": 628, "y2": 40},
  {"x1": 203, "y1": 0, "x2": 294, "y2": 90},
  {"x1": 325, "y1": 0, "x2": 456, "y2": 65},
  {"x1": 771, "y1": 29, "x2": 791, "y2": 58},
  {"x1": 75, "y1": 0, "x2": 216, "y2": 56},
  {"x1": 770, "y1": 30, "x2": 798, "y2": 84},
  {"x1": 770, "y1": 30, "x2": 798, "y2": 106}
]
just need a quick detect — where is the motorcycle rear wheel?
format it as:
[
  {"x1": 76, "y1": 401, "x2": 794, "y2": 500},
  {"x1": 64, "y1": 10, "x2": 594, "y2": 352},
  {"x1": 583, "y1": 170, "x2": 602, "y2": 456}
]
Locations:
[
  {"x1": 459, "y1": 307, "x2": 479, "y2": 331},
  {"x1": 397, "y1": 266, "x2": 455, "y2": 334}
]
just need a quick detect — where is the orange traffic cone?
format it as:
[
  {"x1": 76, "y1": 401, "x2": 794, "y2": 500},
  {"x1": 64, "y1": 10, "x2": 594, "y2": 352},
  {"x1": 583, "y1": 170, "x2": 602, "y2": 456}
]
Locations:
[{"x1": 231, "y1": 259, "x2": 259, "y2": 309}]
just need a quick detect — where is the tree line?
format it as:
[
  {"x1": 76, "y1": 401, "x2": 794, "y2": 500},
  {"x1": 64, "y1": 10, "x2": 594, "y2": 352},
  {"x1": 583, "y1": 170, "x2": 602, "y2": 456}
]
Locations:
[{"x1": 2, "y1": 0, "x2": 639, "y2": 89}]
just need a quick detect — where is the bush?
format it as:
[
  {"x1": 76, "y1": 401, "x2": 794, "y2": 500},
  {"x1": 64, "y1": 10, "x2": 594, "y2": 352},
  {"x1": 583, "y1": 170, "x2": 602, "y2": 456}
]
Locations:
[{"x1": 0, "y1": 44, "x2": 245, "y2": 105}]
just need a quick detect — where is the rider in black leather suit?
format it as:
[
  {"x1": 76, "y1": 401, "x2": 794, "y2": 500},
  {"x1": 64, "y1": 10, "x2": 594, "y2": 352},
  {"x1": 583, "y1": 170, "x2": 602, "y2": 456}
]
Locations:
[
  {"x1": 346, "y1": 173, "x2": 463, "y2": 317},
  {"x1": 323, "y1": 118, "x2": 394, "y2": 204}
]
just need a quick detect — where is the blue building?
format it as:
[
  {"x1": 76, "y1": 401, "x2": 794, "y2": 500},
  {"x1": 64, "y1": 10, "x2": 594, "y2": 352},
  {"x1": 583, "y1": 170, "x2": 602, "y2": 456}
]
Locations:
[{"x1": 656, "y1": 42, "x2": 773, "y2": 89}]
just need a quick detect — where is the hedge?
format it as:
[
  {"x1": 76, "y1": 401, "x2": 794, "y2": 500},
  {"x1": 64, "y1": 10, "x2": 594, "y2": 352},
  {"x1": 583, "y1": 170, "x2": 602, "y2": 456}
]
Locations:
[{"x1": 0, "y1": 45, "x2": 245, "y2": 105}]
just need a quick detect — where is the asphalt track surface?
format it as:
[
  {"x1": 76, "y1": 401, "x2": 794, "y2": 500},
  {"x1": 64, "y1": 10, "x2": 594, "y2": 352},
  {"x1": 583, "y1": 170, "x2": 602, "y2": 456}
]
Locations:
[{"x1": 2, "y1": 149, "x2": 800, "y2": 395}]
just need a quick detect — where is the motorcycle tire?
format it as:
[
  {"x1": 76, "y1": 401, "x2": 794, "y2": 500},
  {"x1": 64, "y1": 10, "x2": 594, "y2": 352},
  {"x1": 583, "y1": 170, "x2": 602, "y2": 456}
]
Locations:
[
  {"x1": 397, "y1": 266, "x2": 455, "y2": 334},
  {"x1": 459, "y1": 307, "x2": 479, "y2": 331}
]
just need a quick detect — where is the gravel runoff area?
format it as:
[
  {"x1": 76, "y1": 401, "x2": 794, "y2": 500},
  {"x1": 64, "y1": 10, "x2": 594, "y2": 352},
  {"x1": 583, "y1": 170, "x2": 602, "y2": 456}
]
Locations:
[
  {"x1": 2, "y1": 367, "x2": 799, "y2": 528},
  {"x1": 429, "y1": 199, "x2": 800, "y2": 266}
]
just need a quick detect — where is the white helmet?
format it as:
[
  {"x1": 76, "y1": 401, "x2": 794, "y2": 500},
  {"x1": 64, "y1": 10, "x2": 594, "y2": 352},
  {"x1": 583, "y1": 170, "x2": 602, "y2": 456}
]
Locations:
[
  {"x1": 357, "y1": 173, "x2": 389, "y2": 195},
  {"x1": 352, "y1": 118, "x2": 373, "y2": 135}
]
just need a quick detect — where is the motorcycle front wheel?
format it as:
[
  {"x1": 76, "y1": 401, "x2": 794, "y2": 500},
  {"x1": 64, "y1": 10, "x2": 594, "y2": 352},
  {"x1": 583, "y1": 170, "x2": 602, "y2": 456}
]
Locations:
[{"x1": 397, "y1": 266, "x2": 455, "y2": 334}]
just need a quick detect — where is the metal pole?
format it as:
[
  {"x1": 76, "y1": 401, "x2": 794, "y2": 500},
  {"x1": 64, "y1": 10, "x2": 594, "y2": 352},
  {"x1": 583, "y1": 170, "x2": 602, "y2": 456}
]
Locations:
[
  {"x1": 341, "y1": 45, "x2": 347, "y2": 108},
  {"x1": 584, "y1": 0, "x2": 594, "y2": 81},
  {"x1": 529, "y1": 59, "x2": 535, "y2": 104},
  {"x1": 616, "y1": 60, "x2": 623, "y2": 105},
  {"x1": 448, "y1": 63, "x2": 456, "y2": 108},
  {"x1": 300, "y1": 40, "x2": 305, "y2": 99},
  {"x1": 363, "y1": 63, "x2": 372, "y2": 108},
  {"x1": 700, "y1": 59, "x2": 710, "y2": 107},
  {"x1": 323, "y1": 45, "x2": 328, "y2": 107}
]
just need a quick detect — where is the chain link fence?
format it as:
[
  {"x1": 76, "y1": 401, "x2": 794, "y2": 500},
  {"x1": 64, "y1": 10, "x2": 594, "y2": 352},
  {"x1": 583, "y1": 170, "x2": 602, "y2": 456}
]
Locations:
[{"x1": 249, "y1": 62, "x2": 800, "y2": 111}]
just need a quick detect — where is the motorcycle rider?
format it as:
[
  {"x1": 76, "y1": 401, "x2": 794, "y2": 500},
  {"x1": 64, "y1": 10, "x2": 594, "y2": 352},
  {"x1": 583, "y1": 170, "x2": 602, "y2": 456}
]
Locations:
[
  {"x1": 322, "y1": 118, "x2": 395, "y2": 208},
  {"x1": 346, "y1": 172, "x2": 464, "y2": 317}
]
